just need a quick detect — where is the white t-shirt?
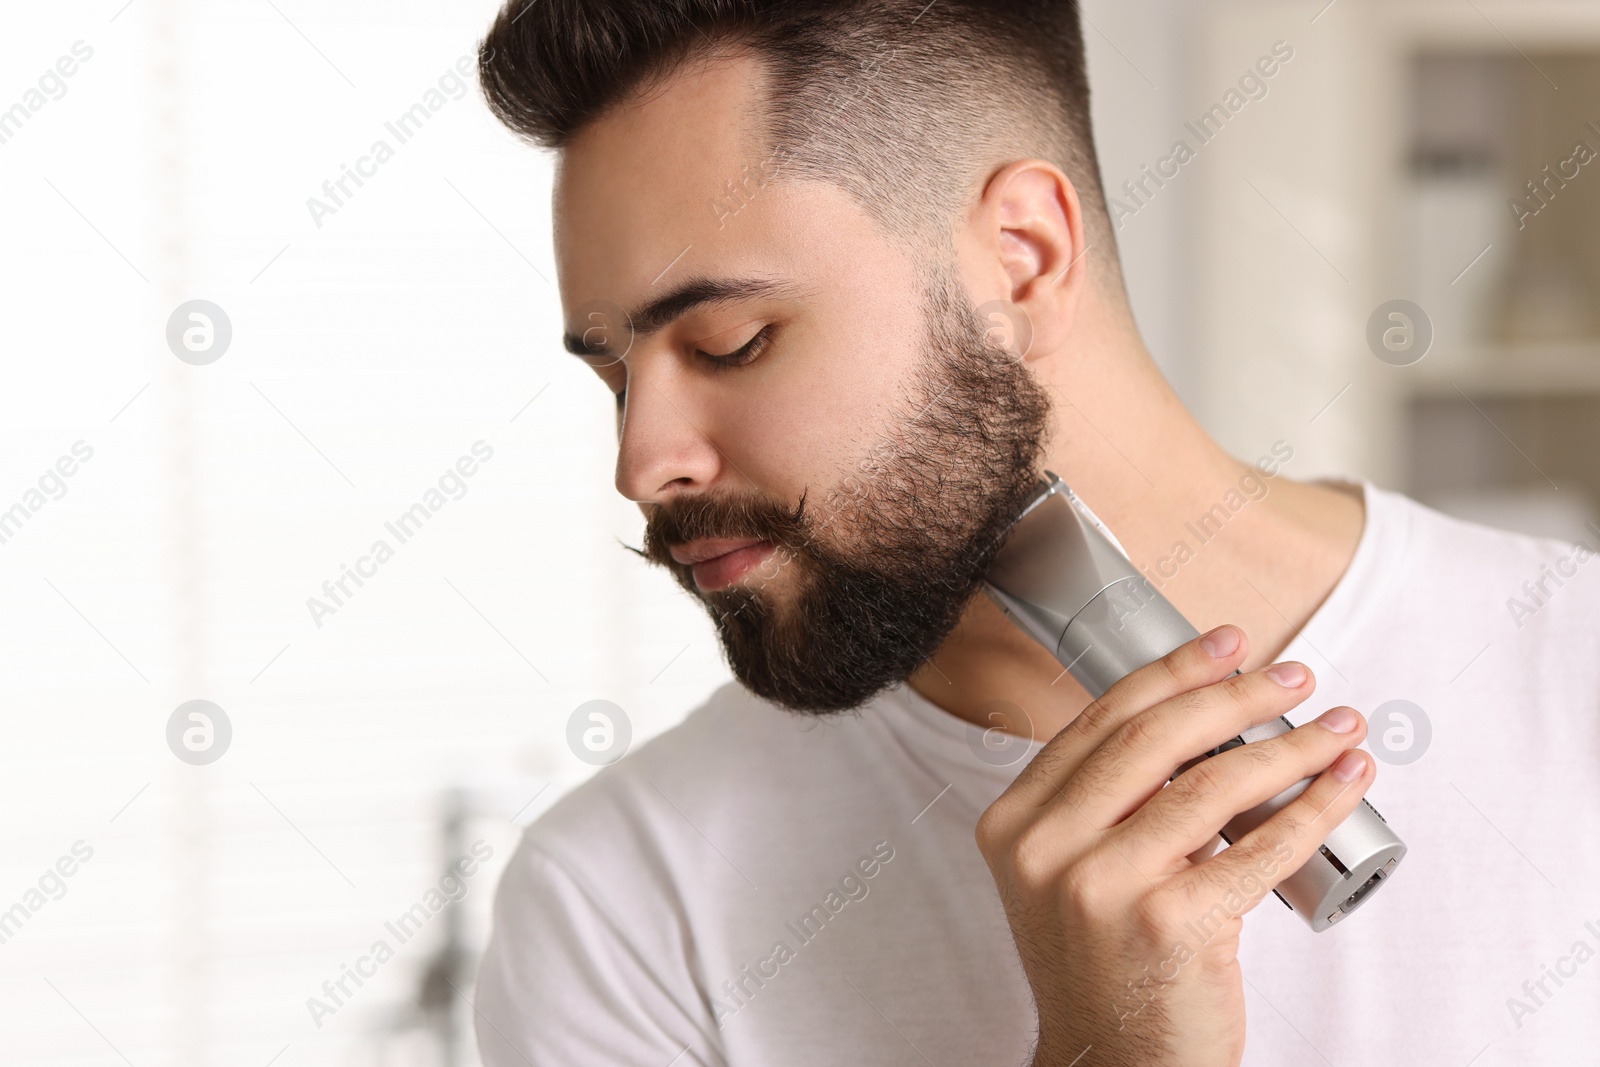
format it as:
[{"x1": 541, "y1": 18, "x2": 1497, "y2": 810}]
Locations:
[{"x1": 475, "y1": 482, "x2": 1600, "y2": 1065}]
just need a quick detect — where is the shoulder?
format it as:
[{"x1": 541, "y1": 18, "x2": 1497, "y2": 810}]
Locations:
[
  {"x1": 476, "y1": 682, "x2": 903, "y2": 1058},
  {"x1": 524, "y1": 681, "x2": 871, "y2": 862},
  {"x1": 1379, "y1": 487, "x2": 1599, "y2": 596},
  {"x1": 499, "y1": 680, "x2": 895, "y2": 917},
  {"x1": 478, "y1": 682, "x2": 848, "y2": 1062},
  {"x1": 1367, "y1": 485, "x2": 1600, "y2": 655}
]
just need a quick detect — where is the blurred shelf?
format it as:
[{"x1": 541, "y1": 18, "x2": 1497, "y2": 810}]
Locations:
[
  {"x1": 1385, "y1": 1, "x2": 1600, "y2": 48},
  {"x1": 1402, "y1": 343, "x2": 1600, "y2": 398}
]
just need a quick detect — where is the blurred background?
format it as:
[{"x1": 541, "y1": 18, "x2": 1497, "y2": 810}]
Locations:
[{"x1": 0, "y1": 0, "x2": 1595, "y2": 1064}]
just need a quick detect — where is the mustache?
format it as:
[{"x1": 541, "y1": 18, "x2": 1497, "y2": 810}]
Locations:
[{"x1": 636, "y1": 489, "x2": 812, "y2": 570}]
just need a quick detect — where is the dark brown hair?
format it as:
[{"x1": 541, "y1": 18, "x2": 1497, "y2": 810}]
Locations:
[{"x1": 479, "y1": 0, "x2": 1119, "y2": 279}]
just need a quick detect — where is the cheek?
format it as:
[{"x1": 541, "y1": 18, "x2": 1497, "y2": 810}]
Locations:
[{"x1": 716, "y1": 318, "x2": 920, "y2": 499}]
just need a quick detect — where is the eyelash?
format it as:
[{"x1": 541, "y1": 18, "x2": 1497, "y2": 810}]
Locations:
[
  {"x1": 698, "y1": 324, "x2": 772, "y2": 371},
  {"x1": 614, "y1": 325, "x2": 773, "y2": 410}
]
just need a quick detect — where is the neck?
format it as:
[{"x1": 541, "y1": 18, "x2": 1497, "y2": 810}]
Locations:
[{"x1": 909, "y1": 296, "x2": 1365, "y2": 739}]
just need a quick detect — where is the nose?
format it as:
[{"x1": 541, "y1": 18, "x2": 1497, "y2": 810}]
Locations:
[{"x1": 613, "y1": 354, "x2": 725, "y2": 505}]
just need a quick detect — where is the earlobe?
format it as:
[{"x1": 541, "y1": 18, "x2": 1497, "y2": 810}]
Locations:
[{"x1": 972, "y1": 297, "x2": 1035, "y2": 361}]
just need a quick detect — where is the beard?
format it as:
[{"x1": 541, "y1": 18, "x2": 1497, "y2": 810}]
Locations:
[{"x1": 640, "y1": 273, "x2": 1053, "y2": 714}]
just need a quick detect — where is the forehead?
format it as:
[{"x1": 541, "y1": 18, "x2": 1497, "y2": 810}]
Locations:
[
  {"x1": 550, "y1": 50, "x2": 916, "y2": 324},
  {"x1": 553, "y1": 51, "x2": 770, "y2": 304}
]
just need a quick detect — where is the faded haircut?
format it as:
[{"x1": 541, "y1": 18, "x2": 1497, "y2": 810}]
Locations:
[{"x1": 478, "y1": 0, "x2": 1122, "y2": 287}]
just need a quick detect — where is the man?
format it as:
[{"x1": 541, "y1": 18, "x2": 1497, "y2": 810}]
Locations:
[{"x1": 470, "y1": 2, "x2": 1600, "y2": 1064}]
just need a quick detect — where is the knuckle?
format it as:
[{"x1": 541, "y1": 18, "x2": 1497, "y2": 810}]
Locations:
[
  {"x1": 1006, "y1": 827, "x2": 1060, "y2": 891},
  {"x1": 1131, "y1": 887, "x2": 1187, "y2": 938},
  {"x1": 1273, "y1": 790, "x2": 1350, "y2": 857},
  {"x1": 1216, "y1": 673, "x2": 1284, "y2": 729},
  {"x1": 1217, "y1": 672, "x2": 1259, "y2": 709},
  {"x1": 1295, "y1": 707, "x2": 1364, "y2": 746},
  {"x1": 1155, "y1": 642, "x2": 1210, "y2": 692},
  {"x1": 974, "y1": 805, "x2": 1009, "y2": 857},
  {"x1": 1113, "y1": 709, "x2": 1166, "y2": 753},
  {"x1": 1174, "y1": 755, "x2": 1229, "y2": 800},
  {"x1": 1059, "y1": 850, "x2": 1118, "y2": 915},
  {"x1": 1306, "y1": 767, "x2": 1367, "y2": 816},
  {"x1": 1074, "y1": 695, "x2": 1121, "y2": 736}
]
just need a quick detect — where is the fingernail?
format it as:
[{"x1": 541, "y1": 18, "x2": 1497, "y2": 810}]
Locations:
[
  {"x1": 1331, "y1": 750, "x2": 1366, "y2": 782},
  {"x1": 1199, "y1": 625, "x2": 1240, "y2": 659},
  {"x1": 1266, "y1": 662, "x2": 1308, "y2": 688},
  {"x1": 1317, "y1": 706, "x2": 1358, "y2": 733}
]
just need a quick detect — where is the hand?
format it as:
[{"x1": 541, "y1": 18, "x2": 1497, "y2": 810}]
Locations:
[{"x1": 974, "y1": 625, "x2": 1374, "y2": 1067}]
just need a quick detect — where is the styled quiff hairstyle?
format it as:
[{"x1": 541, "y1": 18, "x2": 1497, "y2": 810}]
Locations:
[{"x1": 478, "y1": 0, "x2": 1121, "y2": 286}]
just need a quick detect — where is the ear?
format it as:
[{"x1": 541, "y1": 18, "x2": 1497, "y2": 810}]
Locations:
[{"x1": 954, "y1": 159, "x2": 1091, "y2": 363}]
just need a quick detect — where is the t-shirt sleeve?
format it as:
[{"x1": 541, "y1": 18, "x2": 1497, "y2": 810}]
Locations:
[{"x1": 473, "y1": 839, "x2": 724, "y2": 1067}]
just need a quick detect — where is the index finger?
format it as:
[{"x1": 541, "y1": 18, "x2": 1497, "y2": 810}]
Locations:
[{"x1": 993, "y1": 625, "x2": 1249, "y2": 814}]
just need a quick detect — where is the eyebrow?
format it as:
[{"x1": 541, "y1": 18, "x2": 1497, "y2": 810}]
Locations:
[{"x1": 562, "y1": 275, "x2": 796, "y2": 358}]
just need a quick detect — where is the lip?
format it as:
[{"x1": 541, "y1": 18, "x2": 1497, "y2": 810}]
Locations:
[
  {"x1": 670, "y1": 538, "x2": 775, "y2": 592},
  {"x1": 669, "y1": 537, "x2": 765, "y2": 565}
]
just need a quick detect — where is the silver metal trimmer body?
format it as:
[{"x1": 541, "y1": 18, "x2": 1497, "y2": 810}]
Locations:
[{"x1": 983, "y1": 473, "x2": 1405, "y2": 932}]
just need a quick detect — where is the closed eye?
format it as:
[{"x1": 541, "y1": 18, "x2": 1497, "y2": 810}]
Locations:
[
  {"x1": 697, "y1": 324, "x2": 772, "y2": 370},
  {"x1": 612, "y1": 323, "x2": 773, "y2": 412}
]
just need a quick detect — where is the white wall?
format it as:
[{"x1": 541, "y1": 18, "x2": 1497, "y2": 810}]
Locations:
[
  {"x1": 0, "y1": 2, "x2": 726, "y2": 1064},
  {"x1": 1081, "y1": 0, "x2": 1208, "y2": 402}
]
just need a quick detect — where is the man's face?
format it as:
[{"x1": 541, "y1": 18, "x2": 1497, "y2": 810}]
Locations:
[{"x1": 556, "y1": 52, "x2": 1050, "y2": 712}]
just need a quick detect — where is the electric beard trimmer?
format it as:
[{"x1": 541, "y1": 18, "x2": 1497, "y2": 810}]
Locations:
[{"x1": 983, "y1": 473, "x2": 1405, "y2": 932}]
